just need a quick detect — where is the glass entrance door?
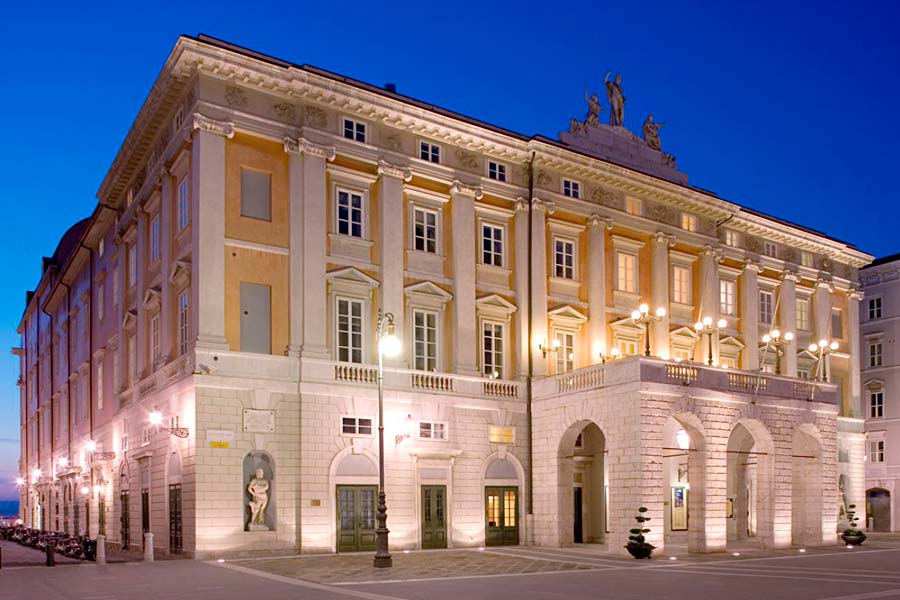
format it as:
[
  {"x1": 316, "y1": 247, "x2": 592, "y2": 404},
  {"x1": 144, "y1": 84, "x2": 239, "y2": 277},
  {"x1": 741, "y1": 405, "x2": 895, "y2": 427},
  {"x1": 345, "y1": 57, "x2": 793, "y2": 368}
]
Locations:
[
  {"x1": 421, "y1": 485, "x2": 447, "y2": 549},
  {"x1": 485, "y1": 486, "x2": 518, "y2": 546},
  {"x1": 336, "y1": 485, "x2": 377, "y2": 552},
  {"x1": 168, "y1": 484, "x2": 182, "y2": 554}
]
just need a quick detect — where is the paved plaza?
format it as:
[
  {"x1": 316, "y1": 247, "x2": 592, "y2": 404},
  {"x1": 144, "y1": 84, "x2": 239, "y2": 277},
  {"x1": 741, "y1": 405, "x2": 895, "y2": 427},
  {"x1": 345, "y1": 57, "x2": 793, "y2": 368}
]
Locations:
[{"x1": 4, "y1": 538, "x2": 900, "y2": 599}]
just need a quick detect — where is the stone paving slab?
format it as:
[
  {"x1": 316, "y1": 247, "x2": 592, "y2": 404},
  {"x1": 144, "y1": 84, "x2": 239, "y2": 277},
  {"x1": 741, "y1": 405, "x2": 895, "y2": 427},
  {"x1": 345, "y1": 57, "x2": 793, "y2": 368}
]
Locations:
[
  {"x1": 231, "y1": 549, "x2": 594, "y2": 584},
  {"x1": 0, "y1": 540, "x2": 82, "y2": 567}
]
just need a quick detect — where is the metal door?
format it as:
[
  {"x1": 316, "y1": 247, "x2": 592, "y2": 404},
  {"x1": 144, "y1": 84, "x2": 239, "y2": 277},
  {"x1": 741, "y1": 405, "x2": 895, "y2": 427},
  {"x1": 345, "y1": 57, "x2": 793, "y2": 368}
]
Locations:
[
  {"x1": 169, "y1": 484, "x2": 182, "y2": 553},
  {"x1": 485, "y1": 486, "x2": 518, "y2": 546},
  {"x1": 240, "y1": 282, "x2": 271, "y2": 354},
  {"x1": 336, "y1": 485, "x2": 377, "y2": 552},
  {"x1": 120, "y1": 492, "x2": 130, "y2": 550},
  {"x1": 573, "y1": 487, "x2": 583, "y2": 543},
  {"x1": 421, "y1": 485, "x2": 448, "y2": 549}
]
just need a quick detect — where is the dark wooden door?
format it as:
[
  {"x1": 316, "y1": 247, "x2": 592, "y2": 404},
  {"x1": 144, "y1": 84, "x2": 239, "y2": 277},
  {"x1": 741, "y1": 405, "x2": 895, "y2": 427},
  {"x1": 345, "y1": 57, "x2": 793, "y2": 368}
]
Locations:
[
  {"x1": 421, "y1": 485, "x2": 448, "y2": 549},
  {"x1": 120, "y1": 492, "x2": 130, "y2": 550},
  {"x1": 573, "y1": 487, "x2": 583, "y2": 543},
  {"x1": 168, "y1": 484, "x2": 182, "y2": 553},
  {"x1": 485, "y1": 487, "x2": 519, "y2": 546},
  {"x1": 141, "y1": 488, "x2": 150, "y2": 549},
  {"x1": 336, "y1": 485, "x2": 377, "y2": 552}
]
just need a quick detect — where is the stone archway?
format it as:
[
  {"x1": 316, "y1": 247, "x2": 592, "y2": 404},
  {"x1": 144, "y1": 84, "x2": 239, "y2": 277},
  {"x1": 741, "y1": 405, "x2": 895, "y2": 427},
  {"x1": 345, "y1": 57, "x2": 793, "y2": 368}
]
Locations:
[
  {"x1": 558, "y1": 420, "x2": 607, "y2": 546},
  {"x1": 792, "y1": 425, "x2": 824, "y2": 546},
  {"x1": 727, "y1": 419, "x2": 775, "y2": 548},
  {"x1": 663, "y1": 413, "x2": 708, "y2": 552}
]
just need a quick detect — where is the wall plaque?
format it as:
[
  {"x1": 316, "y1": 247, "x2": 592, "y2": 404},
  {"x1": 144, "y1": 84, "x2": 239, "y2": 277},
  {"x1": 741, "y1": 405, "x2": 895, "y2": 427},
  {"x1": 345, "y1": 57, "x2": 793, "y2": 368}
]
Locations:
[
  {"x1": 243, "y1": 409, "x2": 276, "y2": 433},
  {"x1": 207, "y1": 429, "x2": 235, "y2": 449}
]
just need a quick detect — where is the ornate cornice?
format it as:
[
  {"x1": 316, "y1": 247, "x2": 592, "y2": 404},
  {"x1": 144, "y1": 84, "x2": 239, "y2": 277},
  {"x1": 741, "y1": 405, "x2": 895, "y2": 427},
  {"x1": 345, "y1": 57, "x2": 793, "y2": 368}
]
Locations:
[
  {"x1": 283, "y1": 136, "x2": 336, "y2": 161},
  {"x1": 377, "y1": 159, "x2": 412, "y2": 182},
  {"x1": 450, "y1": 180, "x2": 483, "y2": 199},
  {"x1": 192, "y1": 113, "x2": 235, "y2": 139}
]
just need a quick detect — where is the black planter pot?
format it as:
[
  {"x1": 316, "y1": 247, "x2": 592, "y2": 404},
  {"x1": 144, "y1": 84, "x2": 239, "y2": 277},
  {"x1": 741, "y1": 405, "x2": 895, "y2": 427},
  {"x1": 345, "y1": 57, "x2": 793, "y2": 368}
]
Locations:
[
  {"x1": 626, "y1": 544, "x2": 654, "y2": 559},
  {"x1": 841, "y1": 531, "x2": 867, "y2": 546}
]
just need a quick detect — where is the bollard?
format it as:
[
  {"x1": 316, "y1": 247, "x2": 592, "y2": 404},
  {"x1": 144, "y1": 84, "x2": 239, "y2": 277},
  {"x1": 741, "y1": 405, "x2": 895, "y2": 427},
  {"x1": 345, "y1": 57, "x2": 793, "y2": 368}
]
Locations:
[
  {"x1": 96, "y1": 535, "x2": 106, "y2": 565},
  {"x1": 45, "y1": 544, "x2": 55, "y2": 567},
  {"x1": 143, "y1": 532, "x2": 154, "y2": 562}
]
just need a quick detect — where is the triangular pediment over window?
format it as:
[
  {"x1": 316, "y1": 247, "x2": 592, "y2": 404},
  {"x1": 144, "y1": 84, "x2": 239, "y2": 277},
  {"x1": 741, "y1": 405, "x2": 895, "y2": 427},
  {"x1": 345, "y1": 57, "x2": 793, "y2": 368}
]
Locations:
[
  {"x1": 548, "y1": 305, "x2": 588, "y2": 328},
  {"x1": 168, "y1": 259, "x2": 191, "y2": 289},
  {"x1": 404, "y1": 281, "x2": 453, "y2": 309},
  {"x1": 122, "y1": 309, "x2": 137, "y2": 332},
  {"x1": 142, "y1": 286, "x2": 161, "y2": 312},
  {"x1": 476, "y1": 294, "x2": 517, "y2": 319},
  {"x1": 326, "y1": 266, "x2": 379, "y2": 297}
]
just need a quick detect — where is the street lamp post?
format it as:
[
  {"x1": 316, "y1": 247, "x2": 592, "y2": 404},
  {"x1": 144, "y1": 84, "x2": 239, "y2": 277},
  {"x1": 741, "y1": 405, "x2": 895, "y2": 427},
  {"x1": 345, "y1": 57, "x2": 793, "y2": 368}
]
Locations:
[
  {"x1": 374, "y1": 309, "x2": 401, "y2": 568},
  {"x1": 761, "y1": 329, "x2": 794, "y2": 375},
  {"x1": 694, "y1": 317, "x2": 728, "y2": 366},
  {"x1": 809, "y1": 339, "x2": 839, "y2": 382},
  {"x1": 631, "y1": 304, "x2": 667, "y2": 357}
]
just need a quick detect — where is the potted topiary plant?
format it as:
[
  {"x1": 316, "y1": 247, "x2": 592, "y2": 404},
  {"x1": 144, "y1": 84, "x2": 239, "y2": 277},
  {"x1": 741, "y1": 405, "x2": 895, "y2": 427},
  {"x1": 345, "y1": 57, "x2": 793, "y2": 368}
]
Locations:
[
  {"x1": 840, "y1": 504, "x2": 867, "y2": 546},
  {"x1": 625, "y1": 506, "x2": 656, "y2": 559}
]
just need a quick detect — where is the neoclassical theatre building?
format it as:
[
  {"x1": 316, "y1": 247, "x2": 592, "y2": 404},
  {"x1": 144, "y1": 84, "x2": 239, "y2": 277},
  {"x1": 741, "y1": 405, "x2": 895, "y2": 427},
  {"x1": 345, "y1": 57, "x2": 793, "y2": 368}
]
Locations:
[{"x1": 16, "y1": 35, "x2": 872, "y2": 558}]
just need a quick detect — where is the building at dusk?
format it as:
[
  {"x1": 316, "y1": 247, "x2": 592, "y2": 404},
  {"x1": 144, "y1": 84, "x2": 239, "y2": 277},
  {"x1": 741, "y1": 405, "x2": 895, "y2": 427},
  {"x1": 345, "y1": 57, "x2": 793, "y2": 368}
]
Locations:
[{"x1": 15, "y1": 35, "x2": 872, "y2": 558}]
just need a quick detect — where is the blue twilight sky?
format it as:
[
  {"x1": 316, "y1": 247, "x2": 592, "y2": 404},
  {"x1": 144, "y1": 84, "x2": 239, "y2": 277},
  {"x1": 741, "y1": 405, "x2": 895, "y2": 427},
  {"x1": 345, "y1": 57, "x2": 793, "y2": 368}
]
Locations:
[{"x1": 0, "y1": 1, "x2": 897, "y2": 499}]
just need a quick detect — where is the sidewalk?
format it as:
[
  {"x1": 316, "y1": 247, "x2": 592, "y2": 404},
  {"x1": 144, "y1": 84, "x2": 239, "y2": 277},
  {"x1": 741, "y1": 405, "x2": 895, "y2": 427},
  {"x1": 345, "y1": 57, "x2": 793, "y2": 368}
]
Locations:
[{"x1": 0, "y1": 540, "x2": 82, "y2": 567}]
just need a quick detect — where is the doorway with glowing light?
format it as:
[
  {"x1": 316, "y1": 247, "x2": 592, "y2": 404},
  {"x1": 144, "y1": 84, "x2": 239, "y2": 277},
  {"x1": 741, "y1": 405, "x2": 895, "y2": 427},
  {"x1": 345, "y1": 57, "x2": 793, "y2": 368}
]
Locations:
[
  {"x1": 662, "y1": 415, "x2": 705, "y2": 552},
  {"x1": 559, "y1": 421, "x2": 607, "y2": 546}
]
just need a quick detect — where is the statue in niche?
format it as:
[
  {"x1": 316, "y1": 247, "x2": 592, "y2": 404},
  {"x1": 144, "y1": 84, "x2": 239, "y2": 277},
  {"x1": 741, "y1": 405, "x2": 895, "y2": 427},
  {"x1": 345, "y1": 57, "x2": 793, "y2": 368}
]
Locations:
[
  {"x1": 247, "y1": 468, "x2": 270, "y2": 531},
  {"x1": 583, "y1": 90, "x2": 603, "y2": 128},
  {"x1": 642, "y1": 114, "x2": 666, "y2": 151},
  {"x1": 605, "y1": 72, "x2": 626, "y2": 127}
]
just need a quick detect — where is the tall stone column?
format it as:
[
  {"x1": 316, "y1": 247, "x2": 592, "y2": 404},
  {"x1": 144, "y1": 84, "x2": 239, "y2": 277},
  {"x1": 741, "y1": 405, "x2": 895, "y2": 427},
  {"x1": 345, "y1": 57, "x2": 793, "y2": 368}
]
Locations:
[
  {"x1": 449, "y1": 181, "x2": 480, "y2": 376},
  {"x1": 530, "y1": 198, "x2": 553, "y2": 377},
  {"x1": 190, "y1": 115, "x2": 232, "y2": 351},
  {"x1": 778, "y1": 273, "x2": 798, "y2": 377},
  {"x1": 284, "y1": 142, "x2": 303, "y2": 358},
  {"x1": 378, "y1": 161, "x2": 412, "y2": 367},
  {"x1": 586, "y1": 216, "x2": 610, "y2": 362},
  {"x1": 813, "y1": 279, "x2": 834, "y2": 379},
  {"x1": 650, "y1": 233, "x2": 671, "y2": 358},
  {"x1": 740, "y1": 260, "x2": 761, "y2": 371},
  {"x1": 158, "y1": 170, "x2": 173, "y2": 363},
  {"x1": 847, "y1": 289, "x2": 863, "y2": 417},
  {"x1": 514, "y1": 200, "x2": 530, "y2": 377},
  {"x1": 699, "y1": 246, "x2": 720, "y2": 364},
  {"x1": 135, "y1": 210, "x2": 147, "y2": 375}
]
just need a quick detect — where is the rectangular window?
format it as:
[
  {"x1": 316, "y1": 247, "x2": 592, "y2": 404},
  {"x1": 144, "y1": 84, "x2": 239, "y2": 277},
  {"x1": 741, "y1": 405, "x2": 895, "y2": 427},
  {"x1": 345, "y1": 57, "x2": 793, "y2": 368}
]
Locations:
[
  {"x1": 97, "y1": 283, "x2": 105, "y2": 322},
  {"x1": 554, "y1": 238, "x2": 575, "y2": 280},
  {"x1": 870, "y1": 440, "x2": 885, "y2": 463},
  {"x1": 178, "y1": 291, "x2": 189, "y2": 355},
  {"x1": 240, "y1": 169, "x2": 272, "y2": 221},
  {"x1": 481, "y1": 224, "x2": 504, "y2": 267},
  {"x1": 482, "y1": 321, "x2": 504, "y2": 379},
  {"x1": 625, "y1": 197, "x2": 641, "y2": 216},
  {"x1": 489, "y1": 426, "x2": 515, "y2": 444},
  {"x1": 869, "y1": 297, "x2": 883, "y2": 320},
  {"x1": 343, "y1": 118, "x2": 366, "y2": 142},
  {"x1": 341, "y1": 416, "x2": 373, "y2": 436},
  {"x1": 616, "y1": 252, "x2": 636, "y2": 292},
  {"x1": 413, "y1": 310, "x2": 438, "y2": 371},
  {"x1": 763, "y1": 241, "x2": 778, "y2": 258},
  {"x1": 336, "y1": 189, "x2": 364, "y2": 238},
  {"x1": 97, "y1": 362, "x2": 103, "y2": 410},
  {"x1": 419, "y1": 421, "x2": 446, "y2": 441},
  {"x1": 801, "y1": 252, "x2": 814, "y2": 268},
  {"x1": 869, "y1": 341, "x2": 883, "y2": 367},
  {"x1": 127, "y1": 244, "x2": 137, "y2": 288},
  {"x1": 555, "y1": 331, "x2": 575, "y2": 373},
  {"x1": 488, "y1": 161, "x2": 507, "y2": 182},
  {"x1": 796, "y1": 299, "x2": 810, "y2": 331},
  {"x1": 759, "y1": 290, "x2": 774, "y2": 324},
  {"x1": 150, "y1": 314, "x2": 160, "y2": 366},
  {"x1": 832, "y1": 308, "x2": 843, "y2": 339},
  {"x1": 419, "y1": 141, "x2": 440, "y2": 163},
  {"x1": 98, "y1": 238, "x2": 105, "y2": 258},
  {"x1": 127, "y1": 335, "x2": 137, "y2": 386},
  {"x1": 724, "y1": 230, "x2": 740, "y2": 247},
  {"x1": 337, "y1": 298, "x2": 364, "y2": 364},
  {"x1": 150, "y1": 214, "x2": 160, "y2": 261},
  {"x1": 562, "y1": 179, "x2": 580, "y2": 199},
  {"x1": 680, "y1": 213, "x2": 697, "y2": 232},
  {"x1": 177, "y1": 178, "x2": 189, "y2": 231},
  {"x1": 413, "y1": 207, "x2": 437, "y2": 254},
  {"x1": 618, "y1": 338, "x2": 638, "y2": 357},
  {"x1": 870, "y1": 391, "x2": 884, "y2": 418},
  {"x1": 672, "y1": 266, "x2": 691, "y2": 305},
  {"x1": 719, "y1": 279, "x2": 735, "y2": 316}
]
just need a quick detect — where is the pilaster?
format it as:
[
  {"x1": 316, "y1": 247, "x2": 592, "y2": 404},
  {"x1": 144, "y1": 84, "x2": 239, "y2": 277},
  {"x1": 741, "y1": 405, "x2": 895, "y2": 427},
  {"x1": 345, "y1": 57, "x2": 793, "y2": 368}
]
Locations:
[
  {"x1": 530, "y1": 198, "x2": 553, "y2": 377},
  {"x1": 514, "y1": 200, "x2": 530, "y2": 377},
  {"x1": 699, "y1": 246, "x2": 720, "y2": 364},
  {"x1": 378, "y1": 160, "x2": 412, "y2": 367},
  {"x1": 740, "y1": 260, "x2": 761, "y2": 371},
  {"x1": 650, "y1": 232, "x2": 671, "y2": 357},
  {"x1": 846, "y1": 289, "x2": 863, "y2": 417},
  {"x1": 158, "y1": 170, "x2": 173, "y2": 363},
  {"x1": 814, "y1": 278, "x2": 834, "y2": 380},
  {"x1": 449, "y1": 181, "x2": 480, "y2": 375},
  {"x1": 778, "y1": 272, "x2": 798, "y2": 376},
  {"x1": 587, "y1": 215, "x2": 611, "y2": 362}
]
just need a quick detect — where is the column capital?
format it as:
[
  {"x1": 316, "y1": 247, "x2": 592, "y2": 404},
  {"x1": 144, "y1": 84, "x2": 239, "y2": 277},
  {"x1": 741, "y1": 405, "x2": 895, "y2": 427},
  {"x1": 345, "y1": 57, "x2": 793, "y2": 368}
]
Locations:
[
  {"x1": 781, "y1": 271, "x2": 800, "y2": 283},
  {"x1": 515, "y1": 197, "x2": 530, "y2": 213},
  {"x1": 848, "y1": 287, "x2": 864, "y2": 301},
  {"x1": 377, "y1": 159, "x2": 412, "y2": 182},
  {"x1": 283, "y1": 137, "x2": 336, "y2": 161},
  {"x1": 192, "y1": 113, "x2": 235, "y2": 139},
  {"x1": 742, "y1": 258, "x2": 762, "y2": 274},
  {"x1": 699, "y1": 244, "x2": 723, "y2": 261},
  {"x1": 531, "y1": 197, "x2": 555, "y2": 214},
  {"x1": 450, "y1": 180, "x2": 483, "y2": 199},
  {"x1": 651, "y1": 231, "x2": 675, "y2": 247},
  {"x1": 587, "y1": 214, "x2": 613, "y2": 230},
  {"x1": 816, "y1": 277, "x2": 835, "y2": 292}
]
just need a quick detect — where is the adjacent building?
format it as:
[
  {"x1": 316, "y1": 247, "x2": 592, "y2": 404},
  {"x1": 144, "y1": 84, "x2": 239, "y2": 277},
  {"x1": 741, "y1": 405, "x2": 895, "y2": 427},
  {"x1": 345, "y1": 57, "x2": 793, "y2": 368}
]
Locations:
[{"x1": 16, "y1": 34, "x2": 872, "y2": 558}]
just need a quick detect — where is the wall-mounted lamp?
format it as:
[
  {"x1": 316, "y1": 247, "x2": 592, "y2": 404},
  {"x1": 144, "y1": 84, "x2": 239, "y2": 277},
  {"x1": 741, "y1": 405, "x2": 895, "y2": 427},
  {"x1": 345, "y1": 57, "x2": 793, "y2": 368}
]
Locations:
[
  {"x1": 394, "y1": 414, "x2": 414, "y2": 445},
  {"x1": 599, "y1": 348, "x2": 621, "y2": 364},
  {"x1": 539, "y1": 338, "x2": 561, "y2": 358},
  {"x1": 149, "y1": 410, "x2": 190, "y2": 438}
]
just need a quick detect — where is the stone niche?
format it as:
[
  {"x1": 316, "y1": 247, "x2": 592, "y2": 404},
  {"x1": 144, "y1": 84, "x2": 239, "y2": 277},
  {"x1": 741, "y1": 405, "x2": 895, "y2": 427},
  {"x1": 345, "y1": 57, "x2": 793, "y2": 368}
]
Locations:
[{"x1": 243, "y1": 451, "x2": 276, "y2": 532}]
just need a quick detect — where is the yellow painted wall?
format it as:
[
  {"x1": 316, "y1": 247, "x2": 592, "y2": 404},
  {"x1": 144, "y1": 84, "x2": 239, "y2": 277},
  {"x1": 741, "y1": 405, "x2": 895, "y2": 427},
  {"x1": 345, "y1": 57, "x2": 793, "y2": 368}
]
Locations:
[{"x1": 224, "y1": 246, "x2": 289, "y2": 355}]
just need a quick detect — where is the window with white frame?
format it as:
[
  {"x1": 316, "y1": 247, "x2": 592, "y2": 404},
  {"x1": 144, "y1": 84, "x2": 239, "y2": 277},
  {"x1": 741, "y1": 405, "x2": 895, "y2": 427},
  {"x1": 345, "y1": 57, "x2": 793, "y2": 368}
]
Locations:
[
  {"x1": 554, "y1": 237, "x2": 575, "y2": 280},
  {"x1": 618, "y1": 338, "x2": 638, "y2": 357},
  {"x1": 150, "y1": 313, "x2": 160, "y2": 366},
  {"x1": 672, "y1": 265, "x2": 691, "y2": 305},
  {"x1": 97, "y1": 283, "x2": 105, "y2": 321},
  {"x1": 625, "y1": 197, "x2": 641, "y2": 216},
  {"x1": 413, "y1": 207, "x2": 438, "y2": 254},
  {"x1": 419, "y1": 421, "x2": 446, "y2": 440},
  {"x1": 489, "y1": 426, "x2": 515, "y2": 444},
  {"x1": 870, "y1": 390, "x2": 884, "y2": 418},
  {"x1": 481, "y1": 224, "x2": 504, "y2": 267},
  {"x1": 719, "y1": 355, "x2": 737, "y2": 369},
  {"x1": 869, "y1": 340, "x2": 883, "y2": 367},
  {"x1": 178, "y1": 291, "x2": 189, "y2": 355},
  {"x1": 832, "y1": 308, "x2": 843, "y2": 339},
  {"x1": 562, "y1": 179, "x2": 580, "y2": 199},
  {"x1": 672, "y1": 347, "x2": 692, "y2": 362},
  {"x1": 97, "y1": 362, "x2": 104, "y2": 410},
  {"x1": 177, "y1": 177, "x2": 189, "y2": 231},
  {"x1": 869, "y1": 297, "x2": 882, "y2": 320},
  {"x1": 719, "y1": 279, "x2": 735, "y2": 315},
  {"x1": 343, "y1": 118, "x2": 366, "y2": 143},
  {"x1": 141, "y1": 427, "x2": 151, "y2": 447},
  {"x1": 724, "y1": 230, "x2": 740, "y2": 247},
  {"x1": 681, "y1": 213, "x2": 697, "y2": 232},
  {"x1": 555, "y1": 331, "x2": 575, "y2": 373},
  {"x1": 796, "y1": 298, "x2": 810, "y2": 331},
  {"x1": 801, "y1": 252, "x2": 813, "y2": 268},
  {"x1": 759, "y1": 290, "x2": 774, "y2": 324},
  {"x1": 763, "y1": 241, "x2": 778, "y2": 258},
  {"x1": 341, "y1": 416, "x2": 373, "y2": 436},
  {"x1": 616, "y1": 252, "x2": 636, "y2": 292},
  {"x1": 419, "y1": 140, "x2": 440, "y2": 163},
  {"x1": 150, "y1": 214, "x2": 160, "y2": 261},
  {"x1": 413, "y1": 309, "x2": 438, "y2": 371},
  {"x1": 336, "y1": 298, "x2": 364, "y2": 364},
  {"x1": 488, "y1": 161, "x2": 507, "y2": 182},
  {"x1": 336, "y1": 189, "x2": 364, "y2": 238},
  {"x1": 797, "y1": 369, "x2": 810, "y2": 379},
  {"x1": 127, "y1": 244, "x2": 137, "y2": 288},
  {"x1": 870, "y1": 440, "x2": 885, "y2": 463},
  {"x1": 482, "y1": 321, "x2": 504, "y2": 379}
]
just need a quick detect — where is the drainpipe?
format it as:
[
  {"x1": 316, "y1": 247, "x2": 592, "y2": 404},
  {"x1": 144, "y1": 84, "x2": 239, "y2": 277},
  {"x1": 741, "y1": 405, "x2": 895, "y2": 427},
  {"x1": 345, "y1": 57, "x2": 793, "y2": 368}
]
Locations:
[{"x1": 526, "y1": 151, "x2": 535, "y2": 534}]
